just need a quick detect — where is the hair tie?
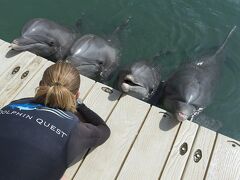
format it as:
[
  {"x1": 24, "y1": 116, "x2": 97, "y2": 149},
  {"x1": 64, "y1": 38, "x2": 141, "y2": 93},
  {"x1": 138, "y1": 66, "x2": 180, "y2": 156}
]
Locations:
[{"x1": 51, "y1": 82, "x2": 63, "y2": 87}]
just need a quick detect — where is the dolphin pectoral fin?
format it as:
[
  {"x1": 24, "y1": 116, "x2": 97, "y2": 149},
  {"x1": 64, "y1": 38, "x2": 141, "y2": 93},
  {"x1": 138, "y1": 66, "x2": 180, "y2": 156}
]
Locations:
[
  {"x1": 75, "y1": 18, "x2": 82, "y2": 32},
  {"x1": 112, "y1": 16, "x2": 132, "y2": 36},
  {"x1": 215, "y1": 26, "x2": 237, "y2": 57},
  {"x1": 74, "y1": 13, "x2": 85, "y2": 34}
]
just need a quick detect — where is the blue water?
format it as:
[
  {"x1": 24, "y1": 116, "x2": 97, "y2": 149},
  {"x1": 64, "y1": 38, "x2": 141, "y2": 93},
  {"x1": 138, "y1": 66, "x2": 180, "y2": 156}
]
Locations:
[{"x1": 0, "y1": 0, "x2": 239, "y2": 140}]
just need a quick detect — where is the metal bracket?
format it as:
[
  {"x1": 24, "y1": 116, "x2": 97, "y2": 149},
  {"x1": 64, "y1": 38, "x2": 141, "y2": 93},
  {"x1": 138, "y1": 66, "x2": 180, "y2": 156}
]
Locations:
[
  {"x1": 12, "y1": 66, "x2": 20, "y2": 75},
  {"x1": 193, "y1": 149, "x2": 202, "y2": 163},
  {"x1": 227, "y1": 140, "x2": 240, "y2": 147},
  {"x1": 159, "y1": 111, "x2": 171, "y2": 118},
  {"x1": 21, "y1": 71, "x2": 29, "y2": 79},
  {"x1": 101, "y1": 87, "x2": 113, "y2": 94},
  {"x1": 179, "y1": 142, "x2": 188, "y2": 155}
]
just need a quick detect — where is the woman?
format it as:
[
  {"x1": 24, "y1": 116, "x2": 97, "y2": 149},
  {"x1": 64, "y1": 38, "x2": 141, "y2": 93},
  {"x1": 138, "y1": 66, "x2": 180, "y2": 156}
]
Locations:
[{"x1": 0, "y1": 62, "x2": 110, "y2": 180}]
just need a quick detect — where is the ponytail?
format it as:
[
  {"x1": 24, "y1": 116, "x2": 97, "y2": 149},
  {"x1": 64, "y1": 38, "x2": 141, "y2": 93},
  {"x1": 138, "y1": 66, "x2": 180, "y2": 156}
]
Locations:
[{"x1": 35, "y1": 62, "x2": 80, "y2": 112}]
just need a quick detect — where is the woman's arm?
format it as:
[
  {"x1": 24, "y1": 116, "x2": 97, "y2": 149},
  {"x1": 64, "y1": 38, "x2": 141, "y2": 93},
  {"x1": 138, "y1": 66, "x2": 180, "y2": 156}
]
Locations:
[
  {"x1": 76, "y1": 103, "x2": 107, "y2": 126},
  {"x1": 66, "y1": 103, "x2": 111, "y2": 166}
]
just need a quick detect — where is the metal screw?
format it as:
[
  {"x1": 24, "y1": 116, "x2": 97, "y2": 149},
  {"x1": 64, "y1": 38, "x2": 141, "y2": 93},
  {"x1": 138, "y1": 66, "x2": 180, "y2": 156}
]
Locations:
[
  {"x1": 21, "y1": 71, "x2": 29, "y2": 79},
  {"x1": 179, "y1": 142, "x2": 188, "y2": 155},
  {"x1": 193, "y1": 149, "x2": 202, "y2": 163},
  {"x1": 12, "y1": 66, "x2": 20, "y2": 75}
]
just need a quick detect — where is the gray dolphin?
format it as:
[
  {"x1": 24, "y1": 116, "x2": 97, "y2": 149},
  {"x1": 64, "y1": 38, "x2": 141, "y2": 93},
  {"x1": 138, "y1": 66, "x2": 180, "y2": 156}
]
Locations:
[
  {"x1": 117, "y1": 61, "x2": 162, "y2": 102},
  {"x1": 66, "y1": 17, "x2": 131, "y2": 81},
  {"x1": 11, "y1": 18, "x2": 77, "y2": 61},
  {"x1": 162, "y1": 26, "x2": 237, "y2": 122},
  {"x1": 67, "y1": 34, "x2": 119, "y2": 81}
]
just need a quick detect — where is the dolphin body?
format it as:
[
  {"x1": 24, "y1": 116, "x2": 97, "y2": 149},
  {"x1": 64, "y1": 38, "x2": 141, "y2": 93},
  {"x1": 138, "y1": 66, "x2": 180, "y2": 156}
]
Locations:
[
  {"x1": 11, "y1": 18, "x2": 77, "y2": 61},
  {"x1": 162, "y1": 26, "x2": 237, "y2": 122},
  {"x1": 66, "y1": 17, "x2": 131, "y2": 81},
  {"x1": 116, "y1": 61, "x2": 162, "y2": 104}
]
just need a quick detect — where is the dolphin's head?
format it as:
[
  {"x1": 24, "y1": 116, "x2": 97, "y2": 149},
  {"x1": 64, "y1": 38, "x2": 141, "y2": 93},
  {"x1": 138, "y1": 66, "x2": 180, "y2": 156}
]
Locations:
[
  {"x1": 117, "y1": 61, "x2": 161, "y2": 101},
  {"x1": 164, "y1": 98, "x2": 197, "y2": 122},
  {"x1": 67, "y1": 34, "x2": 119, "y2": 81},
  {"x1": 11, "y1": 35, "x2": 59, "y2": 58},
  {"x1": 11, "y1": 18, "x2": 75, "y2": 61}
]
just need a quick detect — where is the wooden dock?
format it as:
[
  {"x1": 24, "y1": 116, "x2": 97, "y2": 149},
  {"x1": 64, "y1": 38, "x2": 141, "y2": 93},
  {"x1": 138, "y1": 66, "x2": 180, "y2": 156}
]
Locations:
[{"x1": 0, "y1": 39, "x2": 239, "y2": 180}]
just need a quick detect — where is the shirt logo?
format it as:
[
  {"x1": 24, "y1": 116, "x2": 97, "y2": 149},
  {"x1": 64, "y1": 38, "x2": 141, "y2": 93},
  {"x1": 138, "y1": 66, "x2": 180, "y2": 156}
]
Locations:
[
  {"x1": 7, "y1": 103, "x2": 73, "y2": 120},
  {"x1": 8, "y1": 103, "x2": 43, "y2": 111}
]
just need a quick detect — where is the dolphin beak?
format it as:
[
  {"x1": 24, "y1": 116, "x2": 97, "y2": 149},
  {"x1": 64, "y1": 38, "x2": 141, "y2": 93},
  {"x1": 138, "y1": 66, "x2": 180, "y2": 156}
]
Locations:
[
  {"x1": 9, "y1": 39, "x2": 19, "y2": 48},
  {"x1": 123, "y1": 75, "x2": 142, "y2": 87},
  {"x1": 121, "y1": 83, "x2": 130, "y2": 92},
  {"x1": 9, "y1": 43, "x2": 19, "y2": 49},
  {"x1": 177, "y1": 112, "x2": 187, "y2": 122}
]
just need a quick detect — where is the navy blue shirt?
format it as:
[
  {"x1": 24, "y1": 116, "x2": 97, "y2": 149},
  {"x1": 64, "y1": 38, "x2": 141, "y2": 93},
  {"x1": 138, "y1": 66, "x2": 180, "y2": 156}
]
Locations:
[{"x1": 0, "y1": 98, "x2": 110, "y2": 180}]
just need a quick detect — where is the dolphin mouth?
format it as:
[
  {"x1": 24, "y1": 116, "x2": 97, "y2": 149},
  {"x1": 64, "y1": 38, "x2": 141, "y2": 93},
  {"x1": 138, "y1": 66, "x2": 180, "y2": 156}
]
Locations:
[
  {"x1": 10, "y1": 38, "x2": 50, "y2": 51},
  {"x1": 177, "y1": 112, "x2": 188, "y2": 122},
  {"x1": 10, "y1": 42, "x2": 45, "y2": 51},
  {"x1": 123, "y1": 79, "x2": 141, "y2": 86},
  {"x1": 123, "y1": 75, "x2": 143, "y2": 87}
]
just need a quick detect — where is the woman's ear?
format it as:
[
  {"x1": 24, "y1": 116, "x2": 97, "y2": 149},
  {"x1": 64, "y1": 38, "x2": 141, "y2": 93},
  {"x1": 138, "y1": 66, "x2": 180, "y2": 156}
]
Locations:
[
  {"x1": 76, "y1": 91, "x2": 80, "y2": 99},
  {"x1": 39, "y1": 80, "x2": 43, "y2": 86}
]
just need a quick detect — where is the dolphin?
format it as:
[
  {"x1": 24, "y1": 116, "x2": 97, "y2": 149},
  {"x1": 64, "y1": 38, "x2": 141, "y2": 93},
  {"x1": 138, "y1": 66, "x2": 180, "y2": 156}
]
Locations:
[
  {"x1": 66, "y1": 17, "x2": 131, "y2": 81},
  {"x1": 67, "y1": 34, "x2": 119, "y2": 81},
  {"x1": 162, "y1": 26, "x2": 237, "y2": 122},
  {"x1": 116, "y1": 61, "x2": 162, "y2": 103},
  {"x1": 11, "y1": 18, "x2": 77, "y2": 61}
]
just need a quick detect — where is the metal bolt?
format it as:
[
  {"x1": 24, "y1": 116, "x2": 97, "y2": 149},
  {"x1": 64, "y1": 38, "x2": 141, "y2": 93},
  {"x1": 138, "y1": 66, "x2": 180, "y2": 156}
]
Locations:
[
  {"x1": 179, "y1": 142, "x2": 188, "y2": 155},
  {"x1": 12, "y1": 66, "x2": 20, "y2": 74},
  {"x1": 21, "y1": 71, "x2": 29, "y2": 79}
]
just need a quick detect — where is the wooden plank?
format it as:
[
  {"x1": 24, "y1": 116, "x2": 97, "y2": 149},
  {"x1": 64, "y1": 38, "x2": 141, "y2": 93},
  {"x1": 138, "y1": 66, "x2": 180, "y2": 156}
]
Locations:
[
  {"x1": 0, "y1": 55, "x2": 46, "y2": 107},
  {"x1": 78, "y1": 75, "x2": 95, "y2": 100},
  {"x1": 117, "y1": 106, "x2": 180, "y2": 180},
  {"x1": 0, "y1": 52, "x2": 36, "y2": 93},
  {"x1": 205, "y1": 134, "x2": 240, "y2": 180},
  {"x1": 83, "y1": 82, "x2": 121, "y2": 119},
  {"x1": 74, "y1": 95, "x2": 150, "y2": 180},
  {"x1": 13, "y1": 60, "x2": 54, "y2": 100},
  {"x1": 0, "y1": 42, "x2": 25, "y2": 76},
  {"x1": 0, "y1": 39, "x2": 4, "y2": 46},
  {"x1": 160, "y1": 121, "x2": 199, "y2": 180},
  {"x1": 64, "y1": 82, "x2": 121, "y2": 179},
  {"x1": 182, "y1": 126, "x2": 216, "y2": 180}
]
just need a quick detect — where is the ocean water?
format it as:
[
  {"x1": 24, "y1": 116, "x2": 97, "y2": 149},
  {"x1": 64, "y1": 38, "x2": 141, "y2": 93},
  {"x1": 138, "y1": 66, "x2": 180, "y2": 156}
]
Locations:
[{"x1": 0, "y1": 0, "x2": 239, "y2": 140}]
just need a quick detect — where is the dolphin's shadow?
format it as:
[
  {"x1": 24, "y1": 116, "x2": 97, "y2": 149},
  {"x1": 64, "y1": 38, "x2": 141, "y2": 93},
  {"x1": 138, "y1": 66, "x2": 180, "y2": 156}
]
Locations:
[
  {"x1": 159, "y1": 111, "x2": 179, "y2": 131},
  {"x1": 107, "y1": 92, "x2": 120, "y2": 101},
  {"x1": 5, "y1": 49, "x2": 21, "y2": 58}
]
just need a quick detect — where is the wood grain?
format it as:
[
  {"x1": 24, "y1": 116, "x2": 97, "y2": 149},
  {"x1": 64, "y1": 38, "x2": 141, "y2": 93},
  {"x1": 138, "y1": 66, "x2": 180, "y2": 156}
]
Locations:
[
  {"x1": 160, "y1": 121, "x2": 199, "y2": 180},
  {"x1": 117, "y1": 106, "x2": 180, "y2": 180},
  {"x1": 0, "y1": 42, "x2": 26, "y2": 76},
  {"x1": 182, "y1": 126, "x2": 216, "y2": 180},
  {"x1": 205, "y1": 134, "x2": 240, "y2": 180},
  {"x1": 0, "y1": 56, "x2": 45, "y2": 107}
]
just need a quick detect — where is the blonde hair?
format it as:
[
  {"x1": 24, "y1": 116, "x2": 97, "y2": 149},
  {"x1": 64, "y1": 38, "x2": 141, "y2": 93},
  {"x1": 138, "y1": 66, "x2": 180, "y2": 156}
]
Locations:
[{"x1": 35, "y1": 62, "x2": 80, "y2": 112}]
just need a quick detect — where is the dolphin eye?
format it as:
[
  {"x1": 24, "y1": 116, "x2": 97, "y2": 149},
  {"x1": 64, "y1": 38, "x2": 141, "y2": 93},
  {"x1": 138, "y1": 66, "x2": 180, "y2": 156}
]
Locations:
[
  {"x1": 149, "y1": 88, "x2": 154, "y2": 94},
  {"x1": 49, "y1": 41, "x2": 55, "y2": 47}
]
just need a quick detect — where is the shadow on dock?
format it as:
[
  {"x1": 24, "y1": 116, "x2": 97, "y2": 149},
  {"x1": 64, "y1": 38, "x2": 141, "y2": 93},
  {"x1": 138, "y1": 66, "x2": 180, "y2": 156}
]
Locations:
[
  {"x1": 5, "y1": 49, "x2": 21, "y2": 58},
  {"x1": 159, "y1": 111, "x2": 179, "y2": 131}
]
